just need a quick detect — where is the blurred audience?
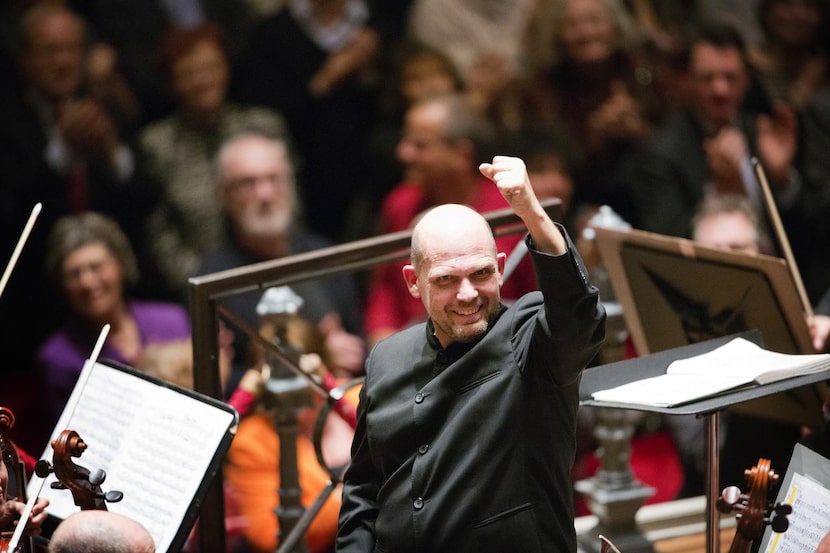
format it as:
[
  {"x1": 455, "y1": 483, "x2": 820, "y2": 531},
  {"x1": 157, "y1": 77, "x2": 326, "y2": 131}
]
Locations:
[
  {"x1": 521, "y1": 0, "x2": 661, "y2": 214},
  {"x1": 407, "y1": 0, "x2": 532, "y2": 84},
  {"x1": 748, "y1": 0, "x2": 830, "y2": 110},
  {"x1": 78, "y1": 0, "x2": 255, "y2": 125},
  {"x1": 196, "y1": 133, "x2": 366, "y2": 387},
  {"x1": 792, "y1": 85, "x2": 830, "y2": 305},
  {"x1": 408, "y1": 0, "x2": 534, "y2": 123},
  {"x1": 237, "y1": 0, "x2": 381, "y2": 241},
  {"x1": 139, "y1": 23, "x2": 290, "y2": 299},
  {"x1": 496, "y1": 123, "x2": 579, "y2": 231},
  {"x1": 36, "y1": 212, "x2": 191, "y2": 431},
  {"x1": 0, "y1": 3, "x2": 151, "y2": 378},
  {"x1": 356, "y1": 40, "x2": 462, "y2": 238},
  {"x1": 617, "y1": 19, "x2": 799, "y2": 240}
]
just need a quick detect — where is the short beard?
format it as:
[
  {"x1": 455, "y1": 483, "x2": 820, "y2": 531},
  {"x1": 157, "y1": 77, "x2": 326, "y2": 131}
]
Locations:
[
  {"x1": 444, "y1": 303, "x2": 501, "y2": 344},
  {"x1": 239, "y1": 207, "x2": 292, "y2": 240}
]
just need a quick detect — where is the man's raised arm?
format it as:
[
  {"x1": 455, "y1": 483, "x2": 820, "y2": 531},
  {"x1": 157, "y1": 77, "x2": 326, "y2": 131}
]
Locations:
[{"x1": 479, "y1": 156, "x2": 566, "y2": 255}]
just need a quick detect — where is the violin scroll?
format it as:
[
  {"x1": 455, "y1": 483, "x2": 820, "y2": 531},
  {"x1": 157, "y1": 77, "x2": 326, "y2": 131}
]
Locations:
[
  {"x1": 717, "y1": 458, "x2": 792, "y2": 553},
  {"x1": 35, "y1": 430, "x2": 123, "y2": 510}
]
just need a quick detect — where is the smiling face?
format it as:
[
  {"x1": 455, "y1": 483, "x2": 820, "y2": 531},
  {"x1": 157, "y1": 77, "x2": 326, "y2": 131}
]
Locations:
[
  {"x1": 403, "y1": 205, "x2": 505, "y2": 348},
  {"x1": 396, "y1": 99, "x2": 470, "y2": 192},
  {"x1": 61, "y1": 242, "x2": 125, "y2": 323},
  {"x1": 170, "y1": 38, "x2": 229, "y2": 119},
  {"x1": 21, "y1": 8, "x2": 85, "y2": 103},
  {"x1": 560, "y1": 0, "x2": 616, "y2": 64},
  {"x1": 220, "y1": 136, "x2": 296, "y2": 242}
]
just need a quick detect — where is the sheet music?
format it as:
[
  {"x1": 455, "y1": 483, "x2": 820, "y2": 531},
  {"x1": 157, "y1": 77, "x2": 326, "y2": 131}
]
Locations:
[
  {"x1": 764, "y1": 472, "x2": 830, "y2": 553},
  {"x1": 29, "y1": 361, "x2": 237, "y2": 553}
]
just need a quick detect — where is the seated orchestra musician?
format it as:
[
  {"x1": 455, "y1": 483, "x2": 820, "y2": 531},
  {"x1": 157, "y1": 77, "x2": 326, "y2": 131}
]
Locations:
[
  {"x1": 222, "y1": 313, "x2": 359, "y2": 553},
  {"x1": 47, "y1": 510, "x2": 155, "y2": 553},
  {"x1": 0, "y1": 456, "x2": 49, "y2": 544}
]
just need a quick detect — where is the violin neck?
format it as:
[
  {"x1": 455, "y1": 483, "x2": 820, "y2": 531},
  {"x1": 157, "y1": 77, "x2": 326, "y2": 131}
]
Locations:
[{"x1": 728, "y1": 533, "x2": 754, "y2": 553}]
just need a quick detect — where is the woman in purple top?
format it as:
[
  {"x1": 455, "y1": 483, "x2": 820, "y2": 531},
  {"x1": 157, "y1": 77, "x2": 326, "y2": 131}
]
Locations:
[{"x1": 36, "y1": 212, "x2": 191, "y2": 424}]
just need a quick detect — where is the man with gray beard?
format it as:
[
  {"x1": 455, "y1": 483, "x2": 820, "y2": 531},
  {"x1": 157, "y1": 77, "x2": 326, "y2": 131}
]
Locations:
[{"x1": 195, "y1": 132, "x2": 366, "y2": 387}]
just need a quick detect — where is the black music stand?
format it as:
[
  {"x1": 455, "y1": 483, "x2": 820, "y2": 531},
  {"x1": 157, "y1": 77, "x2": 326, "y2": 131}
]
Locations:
[
  {"x1": 32, "y1": 359, "x2": 239, "y2": 553},
  {"x1": 580, "y1": 331, "x2": 830, "y2": 553},
  {"x1": 593, "y1": 226, "x2": 825, "y2": 428}
]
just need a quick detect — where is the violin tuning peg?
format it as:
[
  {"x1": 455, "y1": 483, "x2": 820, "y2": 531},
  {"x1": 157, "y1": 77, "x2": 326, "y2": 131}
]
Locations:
[
  {"x1": 774, "y1": 502, "x2": 793, "y2": 516},
  {"x1": 721, "y1": 486, "x2": 742, "y2": 505},
  {"x1": 771, "y1": 514, "x2": 789, "y2": 533},
  {"x1": 88, "y1": 468, "x2": 106, "y2": 486},
  {"x1": 104, "y1": 490, "x2": 124, "y2": 503},
  {"x1": 34, "y1": 459, "x2": 53, "y2": 478},
  {"x1": 717, "y1": 486, "x2": 743, "y2": 513},
  {"x1": 50, "y1": 481, "x2": 67, "y2": 490}
]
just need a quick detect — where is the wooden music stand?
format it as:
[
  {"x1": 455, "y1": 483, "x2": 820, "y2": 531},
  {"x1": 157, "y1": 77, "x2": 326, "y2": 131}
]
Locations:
[
  {"x1": 580, "y1": 331, "x2": 830, "y2": 553},
  {"x1": 593, "y1": 226, "x2": 825, "y2": 428}
]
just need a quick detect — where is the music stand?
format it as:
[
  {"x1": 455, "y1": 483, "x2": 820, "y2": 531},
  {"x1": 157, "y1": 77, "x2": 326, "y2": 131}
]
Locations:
[
  {"x1": 593, "y1": 226, "x2": 825, "y2": 428},
  {"x1": 31, "y1": 359, "x2": 239, "y2": 553},
  {"x1": 580, "y1": 331, "x2": 830, "y2": 553}
]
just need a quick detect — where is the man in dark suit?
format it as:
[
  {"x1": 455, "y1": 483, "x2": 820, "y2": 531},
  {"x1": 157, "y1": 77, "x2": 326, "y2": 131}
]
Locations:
[
  {"x1": 336, "y1": 157, "x2": 606, "y2": 553},
  {"x1": 617, "y1": 20, "x2": 800, "y2": 242}
]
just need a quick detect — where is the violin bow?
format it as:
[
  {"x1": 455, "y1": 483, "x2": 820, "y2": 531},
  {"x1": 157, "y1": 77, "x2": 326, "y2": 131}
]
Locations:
[
  {"x1": 6, "y1": 324, "x2": 110, "y2": 552},
  {"x1": 752, "y1": 158, "x2": 813, "y2": 319},
  {"x1": 0, "y1": 203, "x2": 41, "y2": 299}
]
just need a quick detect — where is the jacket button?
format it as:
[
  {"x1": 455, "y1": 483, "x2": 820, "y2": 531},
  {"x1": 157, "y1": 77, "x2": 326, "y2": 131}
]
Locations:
[
  {"x1": 415, "y1": 392, "x2": 425, "y2": 403},
  {"x1": 418, "y1": 444, "x2": 429, "y2": 455},
  {"x1": 413, "y1": 497, "x2": 424, "y2": 510}
]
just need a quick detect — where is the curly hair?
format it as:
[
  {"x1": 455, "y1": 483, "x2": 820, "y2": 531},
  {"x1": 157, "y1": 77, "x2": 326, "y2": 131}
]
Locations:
[{"x1": 45, "y1": 211, "x2": 139, "y2": 289}]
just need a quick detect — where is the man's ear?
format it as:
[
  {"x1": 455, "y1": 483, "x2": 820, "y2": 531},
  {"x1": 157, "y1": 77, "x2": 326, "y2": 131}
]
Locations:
[
  {"x1": 497, "y1": 252, "x2": 506, "y2": 286},
  {"x1": 402, "y1": 264, "x2": 421, "y2": 299}
]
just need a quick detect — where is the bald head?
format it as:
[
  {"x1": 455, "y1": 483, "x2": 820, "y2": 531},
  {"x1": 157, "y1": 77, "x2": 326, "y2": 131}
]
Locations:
[
  {"x1": 410, "y1": 204, "x2": 495, "y2": 270},
  {"x1": 49, "y1": 511, "x2": 155, "y2": 553},
  {"x1": 405, "y1": 204, "x2": 504, "y2": 348}
]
